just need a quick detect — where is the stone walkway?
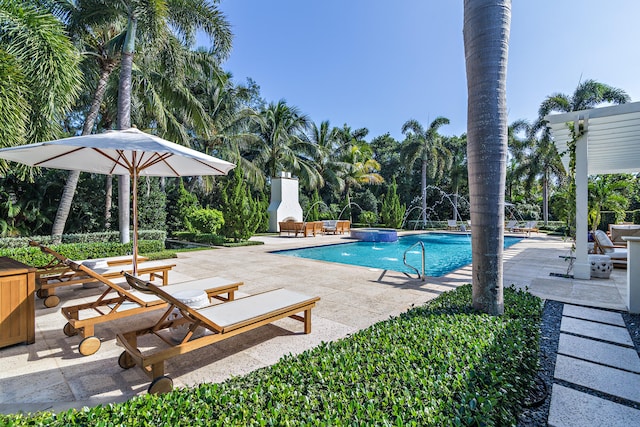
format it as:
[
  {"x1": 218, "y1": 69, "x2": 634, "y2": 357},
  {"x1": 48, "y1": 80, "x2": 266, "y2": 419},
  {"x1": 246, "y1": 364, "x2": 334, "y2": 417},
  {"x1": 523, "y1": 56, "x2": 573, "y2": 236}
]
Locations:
[{"x1": 548, "y1": 304, "x2": 640, "y2": 426}]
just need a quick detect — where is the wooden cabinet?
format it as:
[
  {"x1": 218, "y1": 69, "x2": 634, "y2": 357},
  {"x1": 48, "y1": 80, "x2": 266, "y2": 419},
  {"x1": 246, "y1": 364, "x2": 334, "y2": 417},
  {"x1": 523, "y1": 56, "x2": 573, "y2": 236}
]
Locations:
[{"x1": 0, "y1": 257, "x2": 36, "y2": 348}]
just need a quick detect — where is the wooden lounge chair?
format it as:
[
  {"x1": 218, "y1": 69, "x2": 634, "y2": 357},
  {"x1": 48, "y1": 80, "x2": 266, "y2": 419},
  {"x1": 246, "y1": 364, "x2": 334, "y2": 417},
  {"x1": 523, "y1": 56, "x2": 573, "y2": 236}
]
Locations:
[
  {"x1": 31, "y1": 241, "x2": 175, "y2": 307},
  {"x1": 514, "y1": 221, "x2": 539, "y2": 236},
  {"x1": 593, "y1": 229, "x2": 627, "y2": 268},
  {"x1": 116, "y1": 273, "x2": 320, "y2": 394},
  {"x1": 55, "y1": 260, "x2": 242, "y2": 356},
  {"x1": 505, "y1": 220, "x2": 519, "y2": 232}
]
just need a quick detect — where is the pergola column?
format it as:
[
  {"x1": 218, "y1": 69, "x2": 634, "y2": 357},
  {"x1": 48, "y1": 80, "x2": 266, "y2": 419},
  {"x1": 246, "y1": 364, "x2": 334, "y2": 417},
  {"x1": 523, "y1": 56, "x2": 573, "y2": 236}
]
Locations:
[{"x1": 573, "y1": 120, "x2": 590, "y2": 280}]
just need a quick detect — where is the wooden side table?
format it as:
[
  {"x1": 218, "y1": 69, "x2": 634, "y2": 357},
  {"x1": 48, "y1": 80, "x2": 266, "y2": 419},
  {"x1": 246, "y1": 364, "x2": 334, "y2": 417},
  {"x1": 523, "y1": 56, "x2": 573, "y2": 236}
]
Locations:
[{"x1": 0, "y1": 257, "x2": 36, "y2": 348}]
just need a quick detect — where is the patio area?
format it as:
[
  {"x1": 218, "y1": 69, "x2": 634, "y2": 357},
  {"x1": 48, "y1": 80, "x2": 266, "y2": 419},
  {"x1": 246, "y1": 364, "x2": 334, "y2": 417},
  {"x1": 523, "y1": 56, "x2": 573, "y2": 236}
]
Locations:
[{"x1": 0, "y1": 232, "x2": 629, "y2": 414}]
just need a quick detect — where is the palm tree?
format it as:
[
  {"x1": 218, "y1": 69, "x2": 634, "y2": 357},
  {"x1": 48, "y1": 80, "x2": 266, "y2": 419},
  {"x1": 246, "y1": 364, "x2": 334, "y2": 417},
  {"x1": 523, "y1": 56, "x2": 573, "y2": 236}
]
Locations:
[
  {"x1": 249, "y1": 100, "x2": 321, "y2": 189},
  {"x1": 531, "y1": 79, "x2": 629, "y2": 227},
  {"x1": 309, "y1": 120, "x2": 344, "y2": 194},
  {"x1": 0, "y1": 0, "x2": 82, "y2": 175},
  {"x1": 588, "y1": 175, "x2": 632, "y2": 232},
  {"x1": 400, "y1": 116, "x2": 450, "y2": 226},
  {"x1": 49, "y1": 0, "x2": 126, "y2": 237},
  {"x1": 340, "y1": 142, "x2": 384, "y2": 222},
  {"x1": 509, "y1": 119, "x2": 566, "y2": 224},
  {"x1": 537, "y1": 79, "x2": 630, "y2": 120},
  {"x1": 442, "y1": 134, "x2": 468, "y2": 220},
  {"x1": 96, "y1": 0, "x2": 232, "y2": 242},
  {"x1": 463, "y1": 0, "x2": 511, "y2": 315}
]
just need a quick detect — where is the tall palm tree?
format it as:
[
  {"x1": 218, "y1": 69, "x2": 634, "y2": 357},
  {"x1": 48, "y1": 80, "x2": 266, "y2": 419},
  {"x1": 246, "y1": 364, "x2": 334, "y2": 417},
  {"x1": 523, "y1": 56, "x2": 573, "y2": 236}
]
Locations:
[
  {"x1": 538, "y1": 79, "x2": 630, "y2": 120},
  {"x1": 463, "y1": 0, "x2": 511, "y2": 315},
  {"x1": 250, "y1": 100, "x2": 321, "y2": 189},
  {"x1": 309, "y1": 120, "x2": 344, "y2": 194},
  {"x1": 49, "y1": 0, "x2": 126, "y2": 236},
  {"x1": 95, "y1": 0, "x2": 232, "y2": 242},
  {"x1": 400, "y1": 116, "x2": 450, "y2": 225},
  {"x1": 510, "y1": 121, "x2": 566, "y2": 224},
  {"x1": 0, "y1": 0, "x2": 82, "y2": 176},
  {"x1": 531, "y1": 79, "x2": 629, "y2": 226},
  {"x1": 340, "y1": 142, "x2": 383, "y2": 221},
  {"x1": 442, "y1": 134, "x2": 468, "y2": 220}
]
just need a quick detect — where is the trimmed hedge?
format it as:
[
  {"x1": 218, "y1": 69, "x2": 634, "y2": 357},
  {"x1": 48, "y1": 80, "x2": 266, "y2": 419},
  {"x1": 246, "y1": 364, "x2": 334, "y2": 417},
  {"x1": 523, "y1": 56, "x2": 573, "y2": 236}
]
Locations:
[
  {"x1": 0, "y1": 240, "x2": 165, "y2": 267},
  {"x1": 0, "y1": 230, "x2": 167, "y2": 250},
  {"x1": 1, "y1": 284, "x2": 542, "y2": 426}
]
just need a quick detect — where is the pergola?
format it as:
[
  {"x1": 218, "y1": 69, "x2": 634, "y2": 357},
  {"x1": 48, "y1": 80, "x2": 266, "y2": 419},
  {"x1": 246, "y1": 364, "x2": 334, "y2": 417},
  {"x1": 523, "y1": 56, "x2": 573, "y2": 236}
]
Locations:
[{"x1": 545, "y1": 101, "x2": 640, "y2": 279}]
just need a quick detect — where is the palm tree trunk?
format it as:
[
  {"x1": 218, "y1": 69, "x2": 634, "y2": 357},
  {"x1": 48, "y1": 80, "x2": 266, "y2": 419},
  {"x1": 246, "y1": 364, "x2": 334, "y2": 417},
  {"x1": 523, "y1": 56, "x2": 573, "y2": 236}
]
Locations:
[
  {"x1": 116, "y1": 15, "x2": 137, "y2": 244},
  {"x1": 51, "y1": 63, "x2": 116, "y2": 238},
  {"x1": 542, "y1": 171, "x2": 549, "y2": 224},
  {"x1": 105, "y1": 176, "x2": 112, "y2": 228},
  {"x1": 464, "y1": 0, "x2": 511, "y2": 315},
  {"x1": 421, "y1": 159, "x2": 427, "y2": 226}
]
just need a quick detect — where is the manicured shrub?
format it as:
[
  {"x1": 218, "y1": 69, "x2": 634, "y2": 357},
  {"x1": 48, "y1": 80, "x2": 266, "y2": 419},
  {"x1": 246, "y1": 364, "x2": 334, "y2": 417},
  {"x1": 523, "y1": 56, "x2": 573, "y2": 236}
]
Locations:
[
  {"x1": 220, "y1": 168, "x2": 263, "y2": 242},
  {"x1": 187, "y1": 208, "x2": 225, "y2": 235},
  {"x1": 0, "y1": 285, "x2": 542, "y2": 426},
  {"x1": 0, "y1": 230, "x2": 166, "y2": 249},
  {"x1": 358, "y1": 210, "x2": 378, "y2": 226},
  {"x1": 380, "y1": 177, "x2": 406, "y2": 228},
  {"x1": 0, "y1": 240, "x2": 165, "y2": 266}
]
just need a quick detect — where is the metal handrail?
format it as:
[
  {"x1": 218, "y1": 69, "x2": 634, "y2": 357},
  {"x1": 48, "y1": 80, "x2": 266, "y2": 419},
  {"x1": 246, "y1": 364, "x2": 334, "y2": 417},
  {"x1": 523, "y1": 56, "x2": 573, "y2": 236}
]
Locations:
[{"x1": 403, "y1": 241, "x2": 426, "y2": 281}]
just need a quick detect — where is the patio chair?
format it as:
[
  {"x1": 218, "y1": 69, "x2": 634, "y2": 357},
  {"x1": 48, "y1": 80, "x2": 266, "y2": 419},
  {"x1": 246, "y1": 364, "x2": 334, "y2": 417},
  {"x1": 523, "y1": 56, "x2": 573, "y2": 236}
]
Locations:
[
  {"x1": 505, "y1": 220, "x2": 519, "y2": 231},
  {"x1": 322, "y1": 220, "x2": 338, "y2": 234},
  {"x1": 336, "y1": 220, "x2": 351, "y2": 234},
  {"x1": 31, "y1": 241, "x2": 176, "y2": 307},
  {"x1": 447, "y1": 220, "x2": 458, "y2": 231},
  {"x1": 593, "y1": 229, "x2": 627, "y2": 268},
  {"x1": 278, "y1": 220, "x2": 305, "y2": 237},
  {"x1": 30, "y1": 243, "x2": 241, "y2": 356},
  {"x1": 608, "y1": 223, "x2": 640, "y2": 246},
  {"x1": 116, "y1": 273, "x2": 320, "y2": 394},
  {"x1": 514, "y1": 221, "x2": 539, "y2": 236}
]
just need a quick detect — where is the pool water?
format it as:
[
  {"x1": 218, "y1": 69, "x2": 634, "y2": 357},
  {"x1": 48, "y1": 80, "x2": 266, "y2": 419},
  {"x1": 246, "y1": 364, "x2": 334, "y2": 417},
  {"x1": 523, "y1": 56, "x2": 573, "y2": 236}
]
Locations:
[{"x1": 273, "y1": 233, "x2": 522, "y2": 277}]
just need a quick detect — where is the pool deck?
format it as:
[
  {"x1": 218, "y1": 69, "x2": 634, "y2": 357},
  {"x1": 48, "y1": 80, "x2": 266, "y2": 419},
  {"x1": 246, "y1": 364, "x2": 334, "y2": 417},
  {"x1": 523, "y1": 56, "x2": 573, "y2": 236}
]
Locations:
[{"x1": 0, "y1": 231, "x2": 632, "y2": 415}]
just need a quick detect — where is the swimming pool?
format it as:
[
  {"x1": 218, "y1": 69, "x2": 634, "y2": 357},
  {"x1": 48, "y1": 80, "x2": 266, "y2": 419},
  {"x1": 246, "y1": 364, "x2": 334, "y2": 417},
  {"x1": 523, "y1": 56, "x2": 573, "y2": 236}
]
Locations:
[{"x1": 273, "y1": 233, "x2": 522, "y2": 277}]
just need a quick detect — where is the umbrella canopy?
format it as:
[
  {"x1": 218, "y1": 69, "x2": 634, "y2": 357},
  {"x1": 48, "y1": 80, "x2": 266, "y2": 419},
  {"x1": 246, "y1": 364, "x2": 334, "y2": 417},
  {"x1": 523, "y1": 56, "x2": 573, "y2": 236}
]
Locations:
[{"x1": 0, "y1": 128, "x2": 236, "y2": 272}]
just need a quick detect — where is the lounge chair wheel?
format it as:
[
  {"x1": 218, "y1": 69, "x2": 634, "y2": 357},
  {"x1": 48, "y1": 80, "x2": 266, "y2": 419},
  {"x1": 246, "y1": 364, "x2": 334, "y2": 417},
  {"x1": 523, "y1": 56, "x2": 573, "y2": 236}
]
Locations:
[
  {"x1": 43, "y1": 295, "x2": 60, "y2": 308},
  {"x1": 148, "y1": 376, "x2": 173, "y2": 394},
  {"x1": 118, "y1": 351, "x2": 136, "y2": 369},
  {"x1": 78, "y1": 336, "x2": 101, "y2": 356},
  {"x1": 63, "y1": 322, "x2": 78, "y2": 337},
  {"x1": 36, "y1": 289, "x2": 46, "y2": 299}
]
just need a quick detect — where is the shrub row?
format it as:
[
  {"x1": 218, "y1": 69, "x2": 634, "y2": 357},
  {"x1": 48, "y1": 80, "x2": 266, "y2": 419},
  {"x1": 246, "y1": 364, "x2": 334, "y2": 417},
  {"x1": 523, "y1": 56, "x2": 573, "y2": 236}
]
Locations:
[
  {"x1": 0, "y1": 240, "x2": 165, "y2": 267},
  {"x1": 0, "y1": 230, "x2": 167, "y2": 249},
  {"x1": 1, "y1": 284, "x2": 542, "y2": 426}
]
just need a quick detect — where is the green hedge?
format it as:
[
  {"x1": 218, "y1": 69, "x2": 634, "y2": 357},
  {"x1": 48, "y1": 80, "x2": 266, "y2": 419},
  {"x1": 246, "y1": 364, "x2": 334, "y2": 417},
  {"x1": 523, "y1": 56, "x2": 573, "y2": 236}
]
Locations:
[
  {"x1": 1, "y1": 284, "x2": 542, "y2": 426},
  {"x1": 0, "y1": 240, "x2": 165, "y2": 267},
  {"x1": 0, "y1": 230, "x2": 166, "y2": 249}
]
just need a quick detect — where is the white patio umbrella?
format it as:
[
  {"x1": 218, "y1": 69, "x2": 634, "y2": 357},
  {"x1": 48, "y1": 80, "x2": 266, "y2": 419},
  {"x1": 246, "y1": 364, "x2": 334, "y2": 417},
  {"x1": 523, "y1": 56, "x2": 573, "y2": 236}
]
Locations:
[{"x1": 0, "y1": 128, "x2": 235, "y2": 273}]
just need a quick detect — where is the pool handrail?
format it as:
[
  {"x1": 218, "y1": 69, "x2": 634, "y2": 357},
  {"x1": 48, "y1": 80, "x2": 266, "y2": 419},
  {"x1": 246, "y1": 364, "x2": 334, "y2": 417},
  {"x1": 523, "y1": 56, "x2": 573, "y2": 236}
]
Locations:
[{"x1": 403, "y1": 241, "x2": 426, "y2": 281}]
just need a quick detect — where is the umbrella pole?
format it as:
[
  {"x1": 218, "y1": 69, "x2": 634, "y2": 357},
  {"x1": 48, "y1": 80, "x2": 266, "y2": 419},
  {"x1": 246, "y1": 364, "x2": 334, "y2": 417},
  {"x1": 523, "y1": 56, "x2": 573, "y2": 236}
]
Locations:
[{"x1": 132, "y1": 170, "x2": 138, "y2": 276}]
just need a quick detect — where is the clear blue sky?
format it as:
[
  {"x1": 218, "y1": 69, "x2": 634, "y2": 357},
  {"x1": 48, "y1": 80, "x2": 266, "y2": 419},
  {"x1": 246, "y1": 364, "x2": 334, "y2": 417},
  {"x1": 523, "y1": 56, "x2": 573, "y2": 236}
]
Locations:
[{"x1": 202, "y1": 0, "x2": 640, "y2": 141}]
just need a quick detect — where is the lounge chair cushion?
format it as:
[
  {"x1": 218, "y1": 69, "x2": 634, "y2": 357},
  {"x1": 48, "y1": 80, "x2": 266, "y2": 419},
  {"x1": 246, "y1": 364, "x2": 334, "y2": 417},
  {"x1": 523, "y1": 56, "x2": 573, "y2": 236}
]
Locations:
[
  {"x1": 197, "y1": 289, "x2": 311, "y2": 331},
  {"x1": 595, "y1": 230, "x2": 615, "y2": 253}
]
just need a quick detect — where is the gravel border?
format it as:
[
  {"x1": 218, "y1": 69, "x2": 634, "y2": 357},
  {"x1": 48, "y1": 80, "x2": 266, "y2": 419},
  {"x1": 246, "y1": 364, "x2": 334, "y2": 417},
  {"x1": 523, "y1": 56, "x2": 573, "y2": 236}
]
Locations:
[{"x1": 518, "y1": 300, "x2": 640, "y2": 426}]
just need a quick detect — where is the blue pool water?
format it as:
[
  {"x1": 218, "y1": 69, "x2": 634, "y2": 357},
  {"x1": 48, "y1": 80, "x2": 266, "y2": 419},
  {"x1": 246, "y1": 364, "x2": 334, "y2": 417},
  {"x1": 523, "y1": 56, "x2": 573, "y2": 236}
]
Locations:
[{"x1": 274, "y1": 233, "x2": 522, "y2": 277}]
